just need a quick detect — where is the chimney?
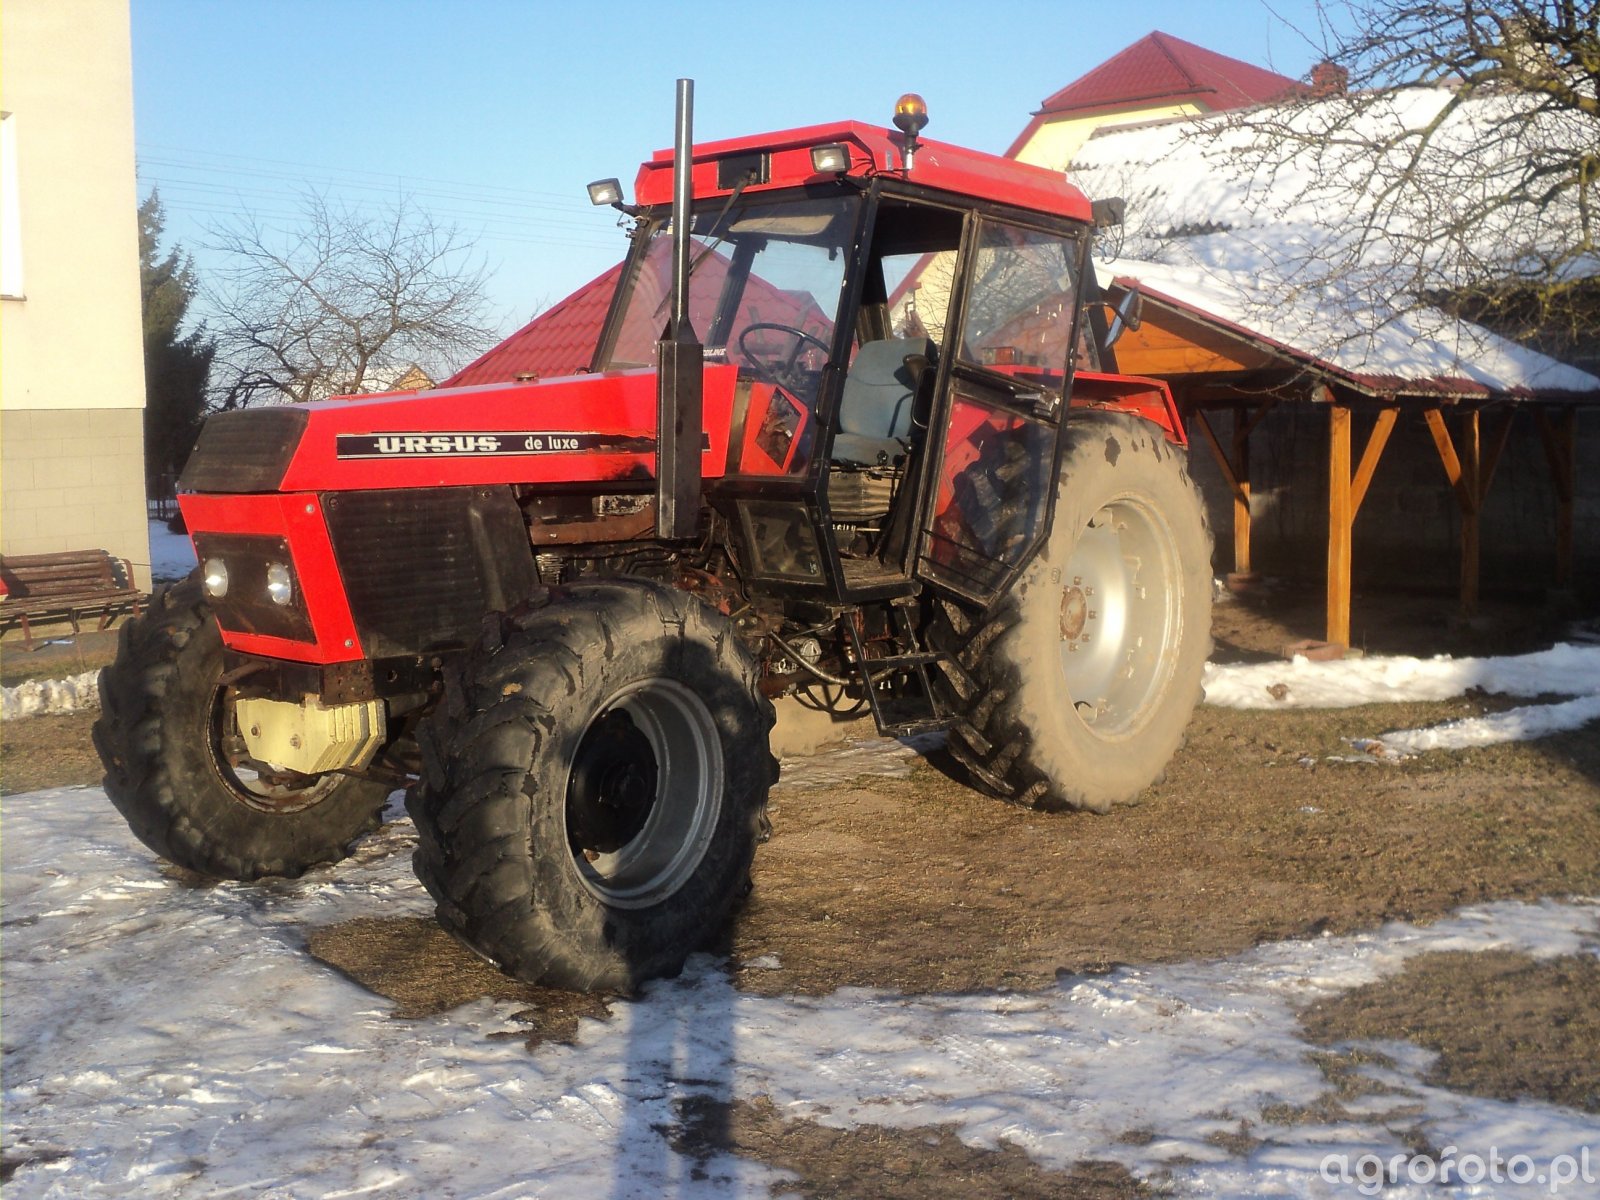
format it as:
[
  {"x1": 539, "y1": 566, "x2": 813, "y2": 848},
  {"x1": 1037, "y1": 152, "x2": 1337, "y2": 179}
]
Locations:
[{"x1": 1309, "y1": 60, "x2": 1349, "y2": 97}]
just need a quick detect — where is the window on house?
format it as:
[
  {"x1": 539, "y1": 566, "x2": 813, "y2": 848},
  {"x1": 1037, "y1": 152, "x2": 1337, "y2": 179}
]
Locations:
[{"x1": 1, "y1": 112, "x2": 22, "y2": 299}]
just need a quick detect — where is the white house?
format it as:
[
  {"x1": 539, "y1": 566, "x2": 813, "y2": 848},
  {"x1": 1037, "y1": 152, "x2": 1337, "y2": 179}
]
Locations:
[{"x1": 1, "y1": 0, "x2": 151, "y2": 591}]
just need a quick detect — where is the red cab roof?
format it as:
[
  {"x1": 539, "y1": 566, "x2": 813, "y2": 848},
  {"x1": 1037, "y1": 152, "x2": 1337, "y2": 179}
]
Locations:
[{"x1": 635, "y1": 120, "x2": 1091, "y2": 223}]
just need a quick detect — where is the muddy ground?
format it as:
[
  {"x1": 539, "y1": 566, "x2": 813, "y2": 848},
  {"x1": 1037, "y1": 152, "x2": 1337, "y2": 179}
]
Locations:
[{"x1": 4, "y1": 586, "x2": 1599, "y2": 1196}]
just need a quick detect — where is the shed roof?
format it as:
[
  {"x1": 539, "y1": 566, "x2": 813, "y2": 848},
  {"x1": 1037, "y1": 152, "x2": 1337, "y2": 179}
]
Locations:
[
  {"x1": 1109, "y1": 258, "x2": 1600, "y2": 400},
  {"x1": 1070, "y1": 86, "x2": 1598, "y2": 399}
]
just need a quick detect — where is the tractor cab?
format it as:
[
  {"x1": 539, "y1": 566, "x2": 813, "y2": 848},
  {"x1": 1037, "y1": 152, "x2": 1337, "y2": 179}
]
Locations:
[{"x1": 592, "y1": 104, "x2": 1106, "y2": 614}]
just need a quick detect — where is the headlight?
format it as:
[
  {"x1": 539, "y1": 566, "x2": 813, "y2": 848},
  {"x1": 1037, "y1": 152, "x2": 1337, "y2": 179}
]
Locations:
[
  {"x1": 265, "y1": 562, "x2": 293, "y2": 606},
  {"x1": 189, "y1": 533, "x2": 313, "y2": 643},
  {"x1": 202, "y1": 557, "x2": 230, "y2": 598}
]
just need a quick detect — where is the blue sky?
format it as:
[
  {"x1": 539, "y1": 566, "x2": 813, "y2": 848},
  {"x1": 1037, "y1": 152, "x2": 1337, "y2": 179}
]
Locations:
[{"x1": 132, "y1": 0, "x2": 1336, "y2": 347}]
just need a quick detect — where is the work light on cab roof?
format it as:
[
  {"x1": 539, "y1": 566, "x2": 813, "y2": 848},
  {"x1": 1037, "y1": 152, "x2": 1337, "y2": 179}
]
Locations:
[{"x1": 811, "y1": 93, "x2": 927, "y2": 174}]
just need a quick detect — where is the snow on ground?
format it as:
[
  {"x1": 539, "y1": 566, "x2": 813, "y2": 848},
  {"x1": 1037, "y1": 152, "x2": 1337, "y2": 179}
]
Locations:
[
  {"x1": 1204, "y1": 644, "x2": 1600, "y2": 755},
  {"x1": 147, "y1": 517, "x2": 197, "y2": 584},
  {"x1": 4, "y1": 763, "x2": 1599, "y2": 1199},
  {"x1": 11, "y1": 640, "x2": 1596, "y2": 762},
  {"x1": 1, "y1": 670, "x2": 101, "y2": 720}
]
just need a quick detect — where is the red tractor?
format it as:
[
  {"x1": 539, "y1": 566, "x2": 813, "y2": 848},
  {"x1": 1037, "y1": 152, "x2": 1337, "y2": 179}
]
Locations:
[{"x1": 95, "y1": 90, "x2": 1210, "y2": 991}]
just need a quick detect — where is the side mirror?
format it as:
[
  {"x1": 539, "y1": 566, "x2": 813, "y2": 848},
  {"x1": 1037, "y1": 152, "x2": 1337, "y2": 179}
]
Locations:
[
  {"x1": 1090, "y1": 196, "x2": 1126, "y2": 228},
  {"x1": 1104, "y1": 286, "x2": 1143, "y2": 348}
]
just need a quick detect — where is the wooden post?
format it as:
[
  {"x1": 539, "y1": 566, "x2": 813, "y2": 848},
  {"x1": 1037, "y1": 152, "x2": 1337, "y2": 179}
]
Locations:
[
  {"x1": 1232, "y1": 405, "x2": 1252, "y2": 574},
  {"x1": 1461, "y1": 410, "x2": 1481, "y2": 615},
  {"x1": 1535, "y1": 407, "x2": 1577, "y2": 588},
  {"x1": 1424, "y1": 406, "x2": 1512, "y2": 617},
  {"x1": 1351, "y1": 408, "x2": 1399, "y2": 516},
  {"x1": 1325, "y1": 400, "x2": 1397, "y2": 647},
  {"x1": 1327, "y1": 403, "x2": 1353, "y2": 646},
  {"x1": 1191, "y1": 402, "x2": 1274, "y2": 578}
]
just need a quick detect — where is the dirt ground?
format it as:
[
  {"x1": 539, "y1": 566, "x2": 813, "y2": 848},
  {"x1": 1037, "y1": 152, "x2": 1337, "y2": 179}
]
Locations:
[
  {"x1": 5, "y1": 586, "x2": 1598, "y2": 1195},
  {"x1": 1301, "y1": 950, "x2": 1600, "y2": 1114}
]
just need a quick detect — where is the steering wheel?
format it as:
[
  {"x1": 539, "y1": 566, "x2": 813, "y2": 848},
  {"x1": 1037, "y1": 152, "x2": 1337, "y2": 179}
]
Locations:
[{"x1": 736, "y1": 322, "x2": 832, "y2": 392}]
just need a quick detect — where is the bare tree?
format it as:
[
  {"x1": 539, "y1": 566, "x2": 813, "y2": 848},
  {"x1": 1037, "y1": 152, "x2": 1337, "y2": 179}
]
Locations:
[
  {"x1": 206, "y1": 192, "x2": 501, "y2": 408},
  {"x1": 1219, "y1": 1, "x2": 1598, "y2": 348}
]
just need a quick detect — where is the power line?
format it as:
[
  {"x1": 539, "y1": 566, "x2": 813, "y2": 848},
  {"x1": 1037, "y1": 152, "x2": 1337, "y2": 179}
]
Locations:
[
  {"x1": 137, "y1": 172, "x2": 624, "y2": 252},
  {"x1": 139, "y1": 155, "x2": 588, "y2": 217},
  {"x1": 135, "y1": 140, "x2": 581, "y2": 204}
]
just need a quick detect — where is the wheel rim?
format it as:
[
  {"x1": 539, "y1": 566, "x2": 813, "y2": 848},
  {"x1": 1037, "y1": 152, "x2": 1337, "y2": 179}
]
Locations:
[
  {"x1": 564, "y1": 678, "x2": 723, "y2": 909},
  {"x1": 1058, "y1": 494, "x2": 1184, "y2": 738},
  {"x1": 206, "y1": 686, "x2": 342, "y2": 815}
]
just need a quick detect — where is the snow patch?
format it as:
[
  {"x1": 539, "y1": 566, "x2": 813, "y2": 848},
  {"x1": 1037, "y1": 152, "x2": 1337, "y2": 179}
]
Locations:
[
  {"x1": 4, "y1": 781, "x2": 1598, "y2": 1197},
  {"x1": 1, "y1": 669, "x2": 101, "y2": 720},
  {"x1": 148, "y1": 518, "x2": 197, "y2": 584},
  {"x1": 1205, "y1": 643, "x2": 1600, "y2": 755},
  {"x1": 776, "y1": 735, "x2": 924, "y2": 789}
]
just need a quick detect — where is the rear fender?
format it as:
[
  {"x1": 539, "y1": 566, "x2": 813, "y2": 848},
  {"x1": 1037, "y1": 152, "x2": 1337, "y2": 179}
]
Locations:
[{"x1": 1068, "y1": 371, "x2": 1186, "y2": 445}]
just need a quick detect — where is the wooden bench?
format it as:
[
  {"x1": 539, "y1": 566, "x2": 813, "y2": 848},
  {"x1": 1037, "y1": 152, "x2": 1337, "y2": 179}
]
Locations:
[{"x1": 0, "y1": 549, "x2": 146, "y2": 650}]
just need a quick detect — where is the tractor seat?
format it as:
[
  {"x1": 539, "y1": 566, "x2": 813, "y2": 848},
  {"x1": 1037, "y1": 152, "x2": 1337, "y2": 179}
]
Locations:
[{"x1": 832, "y1": 336, "x2": 935, "y2": 467}]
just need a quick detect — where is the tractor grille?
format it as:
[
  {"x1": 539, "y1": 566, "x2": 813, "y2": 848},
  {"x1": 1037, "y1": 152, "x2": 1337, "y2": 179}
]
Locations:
[
  {"x1": 180, "y1": 408, "x2": 309, "y2": 493},
  {"x1": 323, "y1": 487, "x2": 538, "y2": 657}
]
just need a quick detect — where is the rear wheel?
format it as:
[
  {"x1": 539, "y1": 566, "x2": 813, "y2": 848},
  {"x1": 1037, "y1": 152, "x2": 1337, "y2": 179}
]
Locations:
[
  {"x1": 93, "y1": 575, "x2": 390, "y2": 879},
  {"x1": 407, "y1": 580, "x2": 776, "y2": 991},
  {"x1": 939, "y1": 411, "x2": 1212, "y2": 810}
]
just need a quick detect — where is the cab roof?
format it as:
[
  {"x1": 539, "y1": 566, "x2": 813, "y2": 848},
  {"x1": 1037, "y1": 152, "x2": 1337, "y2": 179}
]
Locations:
[{"x1": 633, "y1": 120, "x2": 1092, "y2": 224}]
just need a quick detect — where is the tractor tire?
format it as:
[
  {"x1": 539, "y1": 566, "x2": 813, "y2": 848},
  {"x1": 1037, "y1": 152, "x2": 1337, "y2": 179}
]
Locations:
[
  {"x1": 407, "y1": 579, "x2": 777, "y2": 992},
  {"x1": 93, "y1": 575, "x2": 390, "y2": 879},
  {"x1": 938, "y1": 411, "x2": 1212, "y2": 811}
]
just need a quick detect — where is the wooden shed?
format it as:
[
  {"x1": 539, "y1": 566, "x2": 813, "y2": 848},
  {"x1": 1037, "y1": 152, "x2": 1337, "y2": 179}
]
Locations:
[{"x1": 1106, "y1": 262, "x2": 1598, "y2": 647}]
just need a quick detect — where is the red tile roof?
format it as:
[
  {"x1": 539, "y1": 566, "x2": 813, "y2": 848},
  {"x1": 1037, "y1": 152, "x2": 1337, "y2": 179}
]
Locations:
[
  {"x1": 445, "y1": 254, "x2": 835, "y2": 388},
  {"x1": 1005, "y1": 32, "x2": 1298, "y2": 159},
  {"x1": 1038, "y1": 31, "x2": 1296, "y2": 118},
  {"x1": 444, "y1": 265, "x2": 621, "y2": 387}
]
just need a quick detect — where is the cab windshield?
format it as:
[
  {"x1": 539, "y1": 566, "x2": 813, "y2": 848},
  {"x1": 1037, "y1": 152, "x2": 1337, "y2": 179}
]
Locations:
[{"x1": 601, "y1": 195, "x2": 861, "y2": 409}]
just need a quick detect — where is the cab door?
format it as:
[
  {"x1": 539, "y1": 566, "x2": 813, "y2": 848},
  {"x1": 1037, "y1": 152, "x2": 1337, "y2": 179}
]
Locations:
[{"x1": 915, "y1": 215, "x2": 1091, "y2": 606}]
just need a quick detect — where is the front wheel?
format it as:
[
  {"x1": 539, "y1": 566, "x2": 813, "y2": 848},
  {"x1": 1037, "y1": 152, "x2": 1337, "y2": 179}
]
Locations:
[
  {"x1": 93, "y1": 576, "x2": 391, "y2": 879},
  {"x1": 939, "y1": 411, "x2": 1212, "y2": 811},
  {"x1": 407, "y1": 580, "x2": 776, "y2": 991}
]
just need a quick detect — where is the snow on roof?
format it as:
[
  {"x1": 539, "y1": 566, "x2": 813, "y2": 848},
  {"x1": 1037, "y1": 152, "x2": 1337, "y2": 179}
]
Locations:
[
  {"x1": 1110, "y1": 257, "x2": 1600, "y2": 397},
  {"x1": 1076, "y1": 86, "x2": 1593, "y2": 273},
  {"x1": 1072, "y1": 85, "x2": 1598, "y2": 396},
  {"x1": 1037, "y1": 31, "x2": 1297, "y2": 118}
]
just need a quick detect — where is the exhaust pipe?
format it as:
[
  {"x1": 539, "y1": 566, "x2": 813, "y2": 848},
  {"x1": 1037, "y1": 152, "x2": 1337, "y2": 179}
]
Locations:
[{"x1": 656, "y1": 77, "x2": 703, "y2": 540}]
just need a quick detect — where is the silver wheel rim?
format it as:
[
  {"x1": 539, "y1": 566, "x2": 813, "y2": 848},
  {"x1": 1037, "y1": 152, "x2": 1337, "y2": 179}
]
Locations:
[
  {"x1": 1057, "y1": 494, "x2": 1184, "y2": 738},
  {"x1": 207, "y1": 686, "x2": 342, "y2": 815},
  {"x1": 564, "y1": 678, "x2": 724, "y2": 908}
]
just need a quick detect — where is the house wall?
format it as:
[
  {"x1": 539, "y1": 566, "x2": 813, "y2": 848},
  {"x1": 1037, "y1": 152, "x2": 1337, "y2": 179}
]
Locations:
[
  {"x1": 1183, "y1": 407, "x2": 1600, "y2": 616},
  {"x1": 1, "y1": 0, "x2": 150, "y2": 590},
  {"x1": 1014, "y1": 104, "x2": 1205, "y2": 173}
]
